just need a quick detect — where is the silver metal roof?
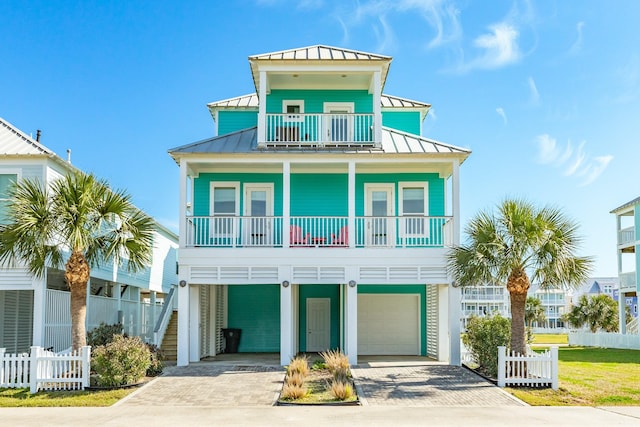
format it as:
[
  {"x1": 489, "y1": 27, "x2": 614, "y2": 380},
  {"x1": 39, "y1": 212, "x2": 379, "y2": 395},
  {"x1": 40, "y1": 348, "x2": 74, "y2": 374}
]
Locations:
[
  {"x1": 169, "y1": 126, "x2": 470, "y2": 159},
  {"x1": 0, "y1": 117, "x2": 57, "y2": 156},
  {"x1": 249, "y1": 45, "x2": 392, "y2": 61},
  {"x1": 611, "y1": 196, "x2": 640, "y2": 214},
  {"x1": 207, "y1": 93, "x2": 429, "y2": 110}
]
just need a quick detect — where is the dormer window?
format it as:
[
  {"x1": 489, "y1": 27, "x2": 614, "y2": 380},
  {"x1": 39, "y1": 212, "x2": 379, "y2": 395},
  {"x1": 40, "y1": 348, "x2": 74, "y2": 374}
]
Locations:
[{"x1": 283, "y1": 100, "x2": 304, "y2": 122}]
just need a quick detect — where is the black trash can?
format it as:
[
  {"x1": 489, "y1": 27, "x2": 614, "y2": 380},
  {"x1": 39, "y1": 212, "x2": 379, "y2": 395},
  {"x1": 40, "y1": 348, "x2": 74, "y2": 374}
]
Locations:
[{"x1": 222, "y1": 328, "x2": 242, "y2": 353}]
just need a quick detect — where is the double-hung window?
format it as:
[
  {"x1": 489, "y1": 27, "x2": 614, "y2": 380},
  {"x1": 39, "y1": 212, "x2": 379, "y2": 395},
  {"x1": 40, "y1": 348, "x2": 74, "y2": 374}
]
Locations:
[
  {"x1": 210, "y1": 182, "x2": 239, "y2": 243},
  {"x1": 399, "y1": 182, "x2": 428, "y2": 238},
  {"x1": 0, "y1": 173, "x2": 18, "y2": 224}
]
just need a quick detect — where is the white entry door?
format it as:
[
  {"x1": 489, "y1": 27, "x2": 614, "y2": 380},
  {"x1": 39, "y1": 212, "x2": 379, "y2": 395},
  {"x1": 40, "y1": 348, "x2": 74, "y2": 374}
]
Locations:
[
  {"x1": 324, "y1": 102, "x2": 354, "y2": 142},
  {"x1": 244, "y1": 184, "x2": 273, "y2": 246},
  {"x1": 365, "y1": 184, "x2": 394, "y2": 246},
  {"x1": 306, "y1": 298, "x2": 331, "y2": 352}
]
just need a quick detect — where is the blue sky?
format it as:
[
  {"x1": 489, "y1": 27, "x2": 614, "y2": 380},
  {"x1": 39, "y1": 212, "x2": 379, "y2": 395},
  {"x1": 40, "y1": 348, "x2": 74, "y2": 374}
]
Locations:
[{"x1": 2, "y1": 0, "x2": 639, "y2": 276}]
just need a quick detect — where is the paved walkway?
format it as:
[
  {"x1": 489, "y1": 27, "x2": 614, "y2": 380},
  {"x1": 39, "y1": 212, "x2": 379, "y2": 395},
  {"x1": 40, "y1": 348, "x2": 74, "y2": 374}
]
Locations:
[
  {"x1": 352, "y1": 362, "x2": 523, "y2": 406},
  {"x1": 119, "y1": 363, "x2": 285, "y2": 407}
]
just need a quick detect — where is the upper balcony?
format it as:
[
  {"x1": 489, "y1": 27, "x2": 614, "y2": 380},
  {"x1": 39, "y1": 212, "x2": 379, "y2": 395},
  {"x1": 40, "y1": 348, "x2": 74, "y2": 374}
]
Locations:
[
  {"x1": 185, "y1": 215, "x2": 452, "y2": 249},
  {"x1": 618, "y1": 226, "x2": 636, "y2": 251},
  {"x1": 262, "y1": 113, "x2": 375, "y2": 148}
]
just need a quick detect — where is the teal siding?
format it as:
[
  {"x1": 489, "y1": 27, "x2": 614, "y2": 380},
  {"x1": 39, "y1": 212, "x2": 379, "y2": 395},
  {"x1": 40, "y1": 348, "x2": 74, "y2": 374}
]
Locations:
[
  {"x1": 298, "y1": 285, "x2": 340, "y2": 352},
  {"x1": 382, "y1": 111, "x2": 421, "y2": 135},
  {"x1": 266, "y1": 90, "x2": 373, "y2": 113},
  {"x1": 358, "y1": 285, "x2": 427, "y2": 356},
  {"x1": 193, "y1": 173, "x2": 283, "y2": 216},
  {"x1": 217, "y1": 111, "x2": 258, "y2": 135},
  {"x1": 355, "y1": 173, "x2": 446, "y2": 216},
  {"x1": 290, "y1": 174, "x2": 348, "y2": 216},
  {"x1": 227, "y1": 285, "x2": 280, "y2": 352}
]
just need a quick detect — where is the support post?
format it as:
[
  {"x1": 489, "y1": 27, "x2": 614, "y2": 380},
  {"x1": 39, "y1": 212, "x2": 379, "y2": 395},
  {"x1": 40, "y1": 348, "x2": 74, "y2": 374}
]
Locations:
[
  {"x1": 81, "y1": 346, "x2": 91, "y2": 389},
  {"x1": 280, "y1": 282, "x2": 293, "y2": 365},
  {"x1": 29, "y1": 346, "x2": 40, "y2": 394},
  {"x1": 550, "y1": 346, "x2": 559, "y2": 391},
  {"x1": 497, "y1": 346, "x2": 506, "y2": 387},
  {"x1": 189, "y1": 285, "x2": 200, "y2": 362},
  {"x1": 345, "y1": 282, "x2": 358, "y2": 365},
  {"x1": 177, "y1": 283, "x2": 190, "y2": 366}
]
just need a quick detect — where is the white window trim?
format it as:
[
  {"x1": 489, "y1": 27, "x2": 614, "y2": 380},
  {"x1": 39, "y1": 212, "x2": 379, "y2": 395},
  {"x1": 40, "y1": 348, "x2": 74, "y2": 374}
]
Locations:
[
  {"x1": 283, "y1": 100, "x2": 304, "y2": 122},
  {"x1": 399, "y1": 182, "x2": 429, "y2": 238},
  {"x1": 209, "y1": 181, "x2": 240, "y2": 216},
  {"x1": 0, "y1": 169, "x2": 22, "y2": 201}
]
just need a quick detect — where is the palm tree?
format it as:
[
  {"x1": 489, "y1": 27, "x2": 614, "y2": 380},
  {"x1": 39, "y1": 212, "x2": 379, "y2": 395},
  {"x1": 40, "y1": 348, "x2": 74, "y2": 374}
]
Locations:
[
  {"x1": 0, "y1": 171, "x2": 155, "y2": 350},
  {"x1": 564, "y1": 294, "x2": 621, "y2": 333},
  {"x1": 447, "y1": 199, "x2": 592, "y2": 355},
  {"x1": 525, "y1": 296, "x2": 547, "y2": 330}
]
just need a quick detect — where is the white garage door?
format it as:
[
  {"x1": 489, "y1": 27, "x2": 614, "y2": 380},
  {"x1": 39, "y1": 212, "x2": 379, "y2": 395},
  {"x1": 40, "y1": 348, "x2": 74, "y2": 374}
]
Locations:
[{"x1": 358, "y1": 294, "x2": 420, "y2": 355}]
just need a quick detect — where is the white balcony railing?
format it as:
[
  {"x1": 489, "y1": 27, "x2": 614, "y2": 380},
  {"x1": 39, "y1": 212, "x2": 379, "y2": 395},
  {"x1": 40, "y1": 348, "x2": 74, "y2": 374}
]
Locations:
[
  {"x1": 620, "y1": 271, "x2": 637, "y2": 289},
  {"x1": 185, "y1": 215, "x2": 451, "y2": 248},
  {"x1": 263, "y1": 113, "x2": 375, "y2": 147},
  {"x1": 618, "y1": 226, "x2": 636, "y2": 246}
]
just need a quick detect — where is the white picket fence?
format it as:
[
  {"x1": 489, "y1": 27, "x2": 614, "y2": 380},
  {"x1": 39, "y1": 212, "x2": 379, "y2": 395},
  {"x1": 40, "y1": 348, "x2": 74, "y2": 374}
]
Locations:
[
  {"x1": 497, "y1": 346, "x2": 558, "y2": 390},
  {"x1": 569, "y1": 331, "x2": 640, "y2": 349},
  {"x1": 0, "y1": 346, "x2": 90, "y2": 394}
]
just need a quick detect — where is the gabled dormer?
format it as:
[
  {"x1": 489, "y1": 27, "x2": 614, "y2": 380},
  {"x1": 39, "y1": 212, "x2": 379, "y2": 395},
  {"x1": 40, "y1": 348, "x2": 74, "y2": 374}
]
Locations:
[{"x1": 206, "y1": 45, "x2": 433, "y2": 149}]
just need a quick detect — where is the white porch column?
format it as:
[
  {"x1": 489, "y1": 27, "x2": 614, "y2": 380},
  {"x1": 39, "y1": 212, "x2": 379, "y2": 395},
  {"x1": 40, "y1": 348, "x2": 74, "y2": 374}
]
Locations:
[
  {"x1": 619, "y1": 291, "x2": 627, "y2": 334},
  {"x1": 178, "y1": 159, "x2": 188, "y2": 248},
  {"x1": 348, "y1": 161, "x2": 356, "y2": 248},
  {"x1": 32, "y1": 275, "x2": 46, "y2": 347},
  {"x1": 437, "y1": 284, "x2": 450, "y2": 362},
  {"x1": 283, "y1": 161, "x2": 291, "y2": 247},
  {"x1": 372, "y1": 71, "x2": 382, "y2": 148},
  {"x1": 257, "y1": 71, "x2": 267, "y2": 148},
  {"x1": 345, "y1": 281, "x2": 358, "y2": 365},
  {"x1": 448, "y1": 159, "x2": 461, "y2": 365},
  {"x1": 189, "y1": 285, "x2": 200, "y2": 362},
  {"x1": 177, "y1": 282, "x2": 190, "y2": 366},
  {"x1": 280, "y1": 281, "x2": 294, "y2": 365}
]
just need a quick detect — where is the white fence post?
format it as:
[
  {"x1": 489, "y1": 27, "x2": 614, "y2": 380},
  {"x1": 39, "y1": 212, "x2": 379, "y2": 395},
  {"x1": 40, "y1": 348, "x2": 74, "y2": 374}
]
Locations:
[
  {"x1": 29, "y1": 346, "x2": 40, "y2": 394},
  {"x1": 497, "y1": 346, "x2": 506, "y2": 387},
  {"x1": 81, "y1": 346, "x2": 91, "y2": 389},
  {"x1": 0, "y1": 348, "x2": 5, "y2": 385},
  {"x1": 550, "y1": 346, "x2": 559, "y2": 391}
]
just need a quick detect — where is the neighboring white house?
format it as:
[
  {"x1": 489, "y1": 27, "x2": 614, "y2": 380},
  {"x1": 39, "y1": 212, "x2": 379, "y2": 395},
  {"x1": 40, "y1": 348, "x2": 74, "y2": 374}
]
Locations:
[
  {"x1": 0, "y1": 117, "x2": 178, "y2": 353},
  {"x1": 460, "y1": 285, "x2": 510, "y2": 329}
]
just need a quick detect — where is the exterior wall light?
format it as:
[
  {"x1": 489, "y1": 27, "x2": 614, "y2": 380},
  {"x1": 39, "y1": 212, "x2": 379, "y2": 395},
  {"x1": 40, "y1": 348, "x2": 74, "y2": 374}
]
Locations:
[
  {"x1": 348, "y1": 280, "x2": 357, "y2": 288},
  {"x1": 282, "y1": 280, "x2": 290, "y2": 288},
  {"x1": 179, "y1": 280, "x2": 187, "y2": 288}
]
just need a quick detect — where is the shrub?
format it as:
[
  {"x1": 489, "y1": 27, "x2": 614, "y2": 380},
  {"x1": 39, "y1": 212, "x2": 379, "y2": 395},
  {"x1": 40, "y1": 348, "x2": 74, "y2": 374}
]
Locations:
[
  {"x1": 87, "y1": 322, "x2": 124, "y2": 347},
  {"x1": 462, "y1": 313, "x2": 510, "y2": 378},
  {"x1": 92, "y1": 335, "x2": 151, "y2": 387},
  {"x1": 281, "y1": 382, "x2": 307, "y2": 400},
  {"x1": 320, "y1": 349, "x2": 350, "y2": 382},
  {"x1": 146, "y1": 343, "x2": 164, "y2": 377},
  {"x1": 329, "y1": 380, "x2": 353, "y2": 401}
]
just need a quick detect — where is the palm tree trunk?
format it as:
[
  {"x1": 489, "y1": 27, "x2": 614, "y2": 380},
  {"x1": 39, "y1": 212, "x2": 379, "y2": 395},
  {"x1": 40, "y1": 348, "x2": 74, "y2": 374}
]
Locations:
[
  {"x1": 65, "y1": 251, "x2": 90, "y2": 350},
  {"x1": 507, "y1": 268, "x2": 530, "y2": 355}
]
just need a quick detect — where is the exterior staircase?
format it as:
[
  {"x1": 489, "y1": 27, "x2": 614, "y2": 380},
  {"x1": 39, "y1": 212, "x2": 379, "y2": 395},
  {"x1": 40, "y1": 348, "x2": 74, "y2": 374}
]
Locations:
[
  {"x1": 160, "y1": 310, "x2": 178, "y2": 361},
  {"x1": 627, "y1": 317, "x2": 639, "y2": 335}
]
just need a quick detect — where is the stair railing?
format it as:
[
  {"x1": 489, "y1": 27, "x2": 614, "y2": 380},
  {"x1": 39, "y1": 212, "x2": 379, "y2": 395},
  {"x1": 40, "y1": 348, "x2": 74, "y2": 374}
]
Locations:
[{"x1": 153, "y1": 286, "x2": 177, "y2": 347}]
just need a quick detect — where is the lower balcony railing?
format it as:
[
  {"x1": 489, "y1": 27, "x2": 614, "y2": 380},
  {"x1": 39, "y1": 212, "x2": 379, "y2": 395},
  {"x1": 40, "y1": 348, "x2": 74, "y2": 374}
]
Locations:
[{"x1": 185, "y1": 216, "x2": 452, "y2": 248}]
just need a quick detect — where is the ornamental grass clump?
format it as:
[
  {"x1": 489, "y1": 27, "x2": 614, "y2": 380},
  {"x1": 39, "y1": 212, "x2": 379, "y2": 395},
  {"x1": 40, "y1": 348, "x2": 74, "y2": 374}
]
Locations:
[
  {"x1": 320, "y1": 349, "x2": 350, "y2": 382},
  {"x1": 92, "y1": 335, "x2": 151, "y2": 387},
  {"x1": 282, "y1": 355, "x2": 310, "y2": 400},
  {"x1": 329, "y1": 380, "x2": 354, "y2": 400}
]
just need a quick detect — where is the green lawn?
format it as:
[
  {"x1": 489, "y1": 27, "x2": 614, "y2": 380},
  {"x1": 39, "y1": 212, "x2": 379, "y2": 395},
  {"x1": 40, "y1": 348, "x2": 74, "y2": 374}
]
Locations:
[
  {"x1": 508, "y1": 347, "x2": 640, "y2": 406},
  {"x1": 0, "y1": 387, "x2": 136, "y2": 407},
  {"x1": 530, "y1": 333, "x2": 568, "y2": 345}
]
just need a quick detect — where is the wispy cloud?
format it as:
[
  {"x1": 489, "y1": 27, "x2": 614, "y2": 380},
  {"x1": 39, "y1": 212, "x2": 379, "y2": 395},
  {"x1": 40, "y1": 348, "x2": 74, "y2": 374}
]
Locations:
[
  {"x1": 528, "y1": 76, "x2": 540, "y2": 105},
  {"x1": 569, "y1": 21, "x2": 585, "y2": 54},
  {"x1": 470, "y1": 23, "x2": 521, "y2": 68},
  {"x1": 340, "y1": 0, "x2": 462, "y2": 54},
  {"x1": 496, "y1": 107, "x2": 507, "y2": 125},
  {"x1": 536, "y1": 134, "x2": 612, "y2": 186}
]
